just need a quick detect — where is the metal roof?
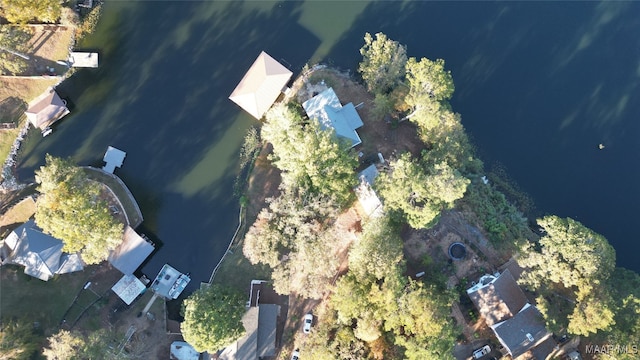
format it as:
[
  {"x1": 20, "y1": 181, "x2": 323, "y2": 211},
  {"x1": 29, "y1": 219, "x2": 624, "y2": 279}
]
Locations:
[
  {"x1": 302, "y1": 88, "x2": 363, "y2": 147},
  {"x1": 229, "y1": 51, "x2": 293, "y2": 119},
  {"x1": 111, "y1": 274, "x2": 146, "y2": 305},
  {"x1": 3, "y1": 220, "x2": 83, "y2": 281},
  {"x1": 108, "y1": 226, "x2": 153, "y2": 275}
]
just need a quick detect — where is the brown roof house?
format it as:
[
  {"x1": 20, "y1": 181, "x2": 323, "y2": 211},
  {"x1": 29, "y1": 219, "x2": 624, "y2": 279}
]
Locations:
[
  {"x1": 1, "y1": 220, "x2": 84, "y2": 281},
  {"x1": 229, "y1": 51, "x2": 293, "y2": 119},
  {"x1": 467, "y1": 269, "x2": 556, "y2": 360},
  {"x1": 25, "y1": 87, "x2": 70, "y2": 133}
]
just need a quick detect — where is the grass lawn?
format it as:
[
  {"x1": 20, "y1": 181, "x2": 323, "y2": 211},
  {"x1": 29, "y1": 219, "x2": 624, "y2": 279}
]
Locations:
[
  {"x1": 0, "y1": 196, "x2": 36, "y2": 229},
  {"x1": 0, "y1": 78, "x2": 59, "y2": 163},
  {"x1": 0, "y1": 264, "x2": 94, "y2": 331},
  {"x1": 211, "y1": 231, "x2": 272, "y2": 294}
]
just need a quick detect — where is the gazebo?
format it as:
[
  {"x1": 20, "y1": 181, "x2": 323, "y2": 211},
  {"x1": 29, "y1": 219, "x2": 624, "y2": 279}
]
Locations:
[
  {"x1": 229, "y1": 51, "x2": 292, "y2": 119},
  {"x1": 24, "y1": 88, "x2": 70, "y2": 132}
]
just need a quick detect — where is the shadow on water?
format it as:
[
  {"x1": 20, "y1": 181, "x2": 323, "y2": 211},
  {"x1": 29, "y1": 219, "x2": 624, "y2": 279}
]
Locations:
[
  {"x1": 13, "y1": 0, "x2": 640, "y2": 289},
  {"x1": 324, "y1": 1, "x2": 640, "y2": 271},
  {"x1": 15, "y1": 0, "x2": 321, "y2": 293}
]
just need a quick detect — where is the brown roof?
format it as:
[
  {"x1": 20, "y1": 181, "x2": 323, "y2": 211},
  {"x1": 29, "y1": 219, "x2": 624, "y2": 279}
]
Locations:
[
  {"x1": 229, "y1": 51, "x2": 292, "y2": 119},
  {"x1": 25, "y1": 88, "x2": 70, "y2": 130},
  {"x1": 469, "y1": 269, "x2": 528, "y2": 325}
]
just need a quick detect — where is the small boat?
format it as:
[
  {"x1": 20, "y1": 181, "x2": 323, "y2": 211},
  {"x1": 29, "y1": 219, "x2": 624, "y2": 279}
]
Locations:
[{"x1": 42, "y1": 127, "x2": 53, "y2": 137}]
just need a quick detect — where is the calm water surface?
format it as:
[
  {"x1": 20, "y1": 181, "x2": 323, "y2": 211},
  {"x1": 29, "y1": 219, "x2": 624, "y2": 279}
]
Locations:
[{"x1": 16, "y1": 1, "x2": 640, "y2": 292}]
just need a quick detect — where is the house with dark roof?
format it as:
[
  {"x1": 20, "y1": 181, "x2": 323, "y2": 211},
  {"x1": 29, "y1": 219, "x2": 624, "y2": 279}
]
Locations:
[
  {"x1": 1, "y1": 220, "x2": 84, "y2": 281},
  {"x1": 302, "y1": 87, "x2": 364, "y2": 148},
  {"x1": 467, "y1": 269, "x2": 555, "y2": 360},
  {"x1": 219, "y1": 281, "x2": 282, "y2": 360},
  {"x1": 229, "y1": 51, "x2": 293, "y2": 119},
  {"x1": 491, "y1": 304, "x2": 555, "y2": 359}
]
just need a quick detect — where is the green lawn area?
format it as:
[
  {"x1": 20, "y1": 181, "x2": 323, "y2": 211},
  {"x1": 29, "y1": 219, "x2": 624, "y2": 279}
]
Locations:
[
  {"x1": 0, "y1": 264, "x2": 95, "y2": 331},
  {"x1": 0, "y1": 78, "x2": 58, "y2": 165},
  {"x1": 211, "y1": 211, "x2": 272, "y2": 294},
  {"x1": 83, "y1": 167, "x2": 143, "y2": 227},
  {"x1": 0, "y1": 196, "x2": 36, "y2": 229}
]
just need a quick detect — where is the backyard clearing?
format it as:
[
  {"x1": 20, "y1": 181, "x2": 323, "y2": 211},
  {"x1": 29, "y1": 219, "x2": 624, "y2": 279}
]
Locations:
[
  {"x1": 0, "y1": 25, "x2": 74, "y2": 167},
  {"x1": 0, "y1": 196, "x2": 35, "y2": 234}
]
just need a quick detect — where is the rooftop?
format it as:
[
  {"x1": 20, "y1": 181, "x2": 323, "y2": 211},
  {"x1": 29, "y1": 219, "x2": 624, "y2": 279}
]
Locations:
[
  {"x1": 103, "y1": 146, "x2": 127, "y2": 174},
  {"x1": 229, "y1": 51, "x2": 293, "y2": 119},
  {"x1": 467, "y1": 269, "x2": 528, "y2": 326},
  {"x1": 24, "y1": 88, "x2": 70, "y2": 131},
  {"x1": 111, "y1": 274, "x2": 146, "y2": 305},
  {"x1": 302, "y1": 87, "x2": 364, "y2": 148},
  {"x1": 108, "y1": 226, "x2": 154, "y2": 275},
  {"x1": 491, "y1": 304, "x2": 553, "y2": 359}
]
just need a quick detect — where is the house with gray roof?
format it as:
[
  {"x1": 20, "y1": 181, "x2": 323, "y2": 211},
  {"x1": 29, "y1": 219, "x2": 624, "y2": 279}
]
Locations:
[
  {"x1": 108, "y1": 226, "x2": 154, "y2": 275},
  {"x1": 302, "y1": 87, "x2": 364, "y2": 148},
  {"x1": 468, "y1": 269, "x2": 556, "y2": 360},
  {"x1": 219, "y1": 281, "x2": 282, "y2": 360},
  {"x1": 1, "y1": 220, "x2": 84, "y2": 281},
  {"x1": 491, "y1": 303, "x2": 555, "y2": 359}
]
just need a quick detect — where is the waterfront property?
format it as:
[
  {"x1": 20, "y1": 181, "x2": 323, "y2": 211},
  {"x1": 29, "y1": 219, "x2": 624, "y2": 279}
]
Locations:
[
  {"x1": 467, "y1": 269, "x2": 555, "y2": 360},
  {"x1": 150, "y1": 263, "x2": 190, "y2": 300},
  {"x1": 0, "y1": 219, "x2": 84, "y2": 281},
  {"x1": 302, "y1": 87, "x2": 364, "y2": 148},
  {"x1": 220, "y1": 281, "x2": 282, "y2": 360},
  {"x1": 229, "y1": 51, "x2": 293, "y2": 119},
  {"x1": 107, "y1": 226, "x2": 154, "y2": 275},
  {"x1": 24, "y1": 87, "x2": 70, "y2": 135}
]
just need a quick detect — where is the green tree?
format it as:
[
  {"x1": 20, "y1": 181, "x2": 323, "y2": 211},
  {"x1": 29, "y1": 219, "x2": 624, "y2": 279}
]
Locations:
[
  {"x1": 348, "y1": 216, "x2": 404, "y2": 280},
  {"x1": 44, "y1": 328, "x2": 135, "y2": 359},
  {"x1": 0, "y1": 25, "x2": 32, "y2": 75},
  {"x1": 519, "y1": 216, "x2": 617, "y2": 336},
  {"x1": 34, "y1": 155, "x2": 124, "y2": 264},
  {"x1": 591, "y1": 268, "x2": 640, "y2": 359},
  {"x1": 1, "y1": 0, "x2": 62, "y2": 24},
  {"x1": 0, "y1": 319, "x2": 43, "y2": 360},
  {"x1": 43, "y1": 330, "x2": 84, "y2": 360},
  {"x1": 243, "y1": 187, "x2": 341, "y2": 298},
  {"x1": 358, "y1": 32, "x2": 407, "y2": 94},
  {"x1": 377, "y1": 153, "x2": 469, "y2": 229},
  {"x1": 262, "y1": 103, "x2": 357, "y2": 206},
  {"x1": 181, "y1": 284, "x2": 246, "y2": 353},
  {"x1": 402, "y1": 57, "x2": 455, "y2": 129}
]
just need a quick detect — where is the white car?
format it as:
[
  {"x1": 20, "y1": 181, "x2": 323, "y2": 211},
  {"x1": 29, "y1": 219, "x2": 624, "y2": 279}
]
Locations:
[
  {"x1": 291, "y1": 349, "x2": 300, "y2": 360},
  {"x1": 303, "y1": 313, "x2": 313, "y2": 333},
  {"x1": 473, "y1": 345, "x2": 491, "y2": 359}
]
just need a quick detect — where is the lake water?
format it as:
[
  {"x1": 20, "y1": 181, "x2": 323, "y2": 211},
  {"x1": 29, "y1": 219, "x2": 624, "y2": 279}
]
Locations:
[{"x1": 16, "y1": 1, "x2": 640, "y2": 291}]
